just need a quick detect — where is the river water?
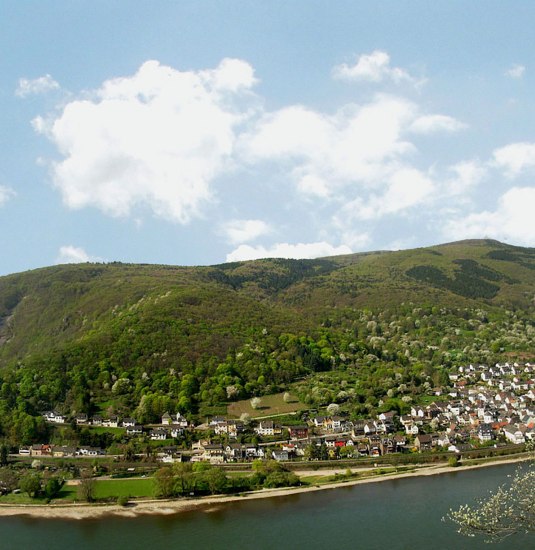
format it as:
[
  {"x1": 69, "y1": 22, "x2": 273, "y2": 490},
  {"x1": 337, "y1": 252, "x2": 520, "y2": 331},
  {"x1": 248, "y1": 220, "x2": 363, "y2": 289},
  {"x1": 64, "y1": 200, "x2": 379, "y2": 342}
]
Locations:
[{"x1": 1, "y1": 463, "x2": 533, "y2": 550}]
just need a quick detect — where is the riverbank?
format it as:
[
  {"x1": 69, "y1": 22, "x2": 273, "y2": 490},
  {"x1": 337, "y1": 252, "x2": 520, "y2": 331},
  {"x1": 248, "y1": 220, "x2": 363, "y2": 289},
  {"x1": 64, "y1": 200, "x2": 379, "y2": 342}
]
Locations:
[{"x1": 0, "y1": 454, "x2": 530, "y2": 520}]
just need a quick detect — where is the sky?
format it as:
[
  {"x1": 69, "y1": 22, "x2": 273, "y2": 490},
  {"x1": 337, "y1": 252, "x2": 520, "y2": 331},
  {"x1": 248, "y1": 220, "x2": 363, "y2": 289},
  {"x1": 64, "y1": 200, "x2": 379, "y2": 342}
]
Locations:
[{"x1": 1, "y1": 1, "x2": 535, "y2": 275}]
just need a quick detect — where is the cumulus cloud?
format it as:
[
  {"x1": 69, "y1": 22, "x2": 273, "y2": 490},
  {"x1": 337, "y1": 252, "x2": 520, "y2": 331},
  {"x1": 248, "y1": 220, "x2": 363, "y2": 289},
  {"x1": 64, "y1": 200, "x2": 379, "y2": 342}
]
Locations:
[
  {"x1": 242, "y1": 96, "x2": 416, "y2": 194},
  {"x1": 332, "y1": 50, "x2": 424, "y2": 87},
  {"x1": 226, "y1": 241, "x2": 352, "y2": 262},
  {"x1": 336, "y1": 167, "x2": 435, "y2": 221},
  {"x1": 35, "y1": 59, "x2": 258, "y2": 222},
  {"x1": 56, "y1": 245, "x2": 101, "y2": 264},
  {"x1": 443, "y1": 186, "x2": 535, "y2": 246},
  {"x1": 16, "y1": 74, "x2": 59, "y2": 97},
  {"x1": 409, "y1": 114, "x2": 466, "y2": 134},
  {"x1": 221, "y1": 219, "x2": 271, "y2": 244},
  {"x1": 492, "y1": 142, "x2": 535, "y2": 178},
  {"x1": 505, "y1": 64, "x2": 526, "y2": 79},
  {"x1": 0, "y1": 186, "x2": 15, "y2": 206},
  {"x1": 444, "y1": 160, "x2": 487, "y2": 196}
]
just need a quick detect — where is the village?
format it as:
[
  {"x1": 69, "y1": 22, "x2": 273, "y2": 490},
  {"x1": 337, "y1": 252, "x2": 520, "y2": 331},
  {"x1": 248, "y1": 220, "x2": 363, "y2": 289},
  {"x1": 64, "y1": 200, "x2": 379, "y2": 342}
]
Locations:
[{"x1": 20, "y1": 362, "x2": 534, "y2": 464}]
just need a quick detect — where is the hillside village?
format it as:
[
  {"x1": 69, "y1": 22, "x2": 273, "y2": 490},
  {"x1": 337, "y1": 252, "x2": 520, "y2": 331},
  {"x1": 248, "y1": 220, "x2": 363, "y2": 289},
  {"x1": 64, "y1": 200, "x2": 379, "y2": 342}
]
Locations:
[{"x1": 20, "y1": 362, "x2": 534, "y2": 463}]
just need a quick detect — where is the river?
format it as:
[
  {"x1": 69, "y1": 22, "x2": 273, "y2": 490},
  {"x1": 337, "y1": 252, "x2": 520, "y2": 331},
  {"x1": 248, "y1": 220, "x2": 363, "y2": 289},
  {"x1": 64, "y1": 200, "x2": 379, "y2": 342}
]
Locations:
[{"x1": 1, "y1": 463, "x2": 533, "y2": 549}]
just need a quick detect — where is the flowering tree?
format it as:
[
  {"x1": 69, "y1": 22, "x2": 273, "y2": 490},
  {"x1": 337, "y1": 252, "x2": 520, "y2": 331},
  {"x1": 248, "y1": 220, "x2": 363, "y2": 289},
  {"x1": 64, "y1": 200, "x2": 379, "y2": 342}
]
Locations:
[
  {"x1": 446, "y1": 447, "x2": 534, "y2": 542},
  {"x1": 250, "y1": 397, "x2": 262, "y2": 410}
]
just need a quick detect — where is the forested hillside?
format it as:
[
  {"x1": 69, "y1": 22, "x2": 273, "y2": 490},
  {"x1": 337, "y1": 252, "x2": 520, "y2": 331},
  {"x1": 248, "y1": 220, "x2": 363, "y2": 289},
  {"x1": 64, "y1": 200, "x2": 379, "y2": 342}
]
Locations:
[{"x1": 0, "y1": 239, "x2": 533, "y2": 443}]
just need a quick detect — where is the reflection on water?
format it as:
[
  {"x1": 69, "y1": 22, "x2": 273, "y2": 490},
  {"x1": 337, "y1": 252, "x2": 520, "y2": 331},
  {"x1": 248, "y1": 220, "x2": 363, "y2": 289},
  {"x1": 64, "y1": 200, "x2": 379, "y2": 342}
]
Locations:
[{"x1": 1, "y1": 463, "x2": 533, "y2": 550}]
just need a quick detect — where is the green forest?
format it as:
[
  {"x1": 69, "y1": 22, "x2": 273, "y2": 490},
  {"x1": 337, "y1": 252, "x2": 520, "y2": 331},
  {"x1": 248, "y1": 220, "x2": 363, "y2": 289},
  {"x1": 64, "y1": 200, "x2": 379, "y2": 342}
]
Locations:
[{"x1": 0, "y1": 239, "x2": 533, "y2": 446}]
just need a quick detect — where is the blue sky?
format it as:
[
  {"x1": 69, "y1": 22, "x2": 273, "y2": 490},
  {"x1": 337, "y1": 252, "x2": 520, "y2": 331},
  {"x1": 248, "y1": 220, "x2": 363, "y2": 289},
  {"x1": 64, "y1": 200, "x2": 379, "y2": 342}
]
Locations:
[{"x1": 1, "y1": 1, "x2": 534, "y2": 275}]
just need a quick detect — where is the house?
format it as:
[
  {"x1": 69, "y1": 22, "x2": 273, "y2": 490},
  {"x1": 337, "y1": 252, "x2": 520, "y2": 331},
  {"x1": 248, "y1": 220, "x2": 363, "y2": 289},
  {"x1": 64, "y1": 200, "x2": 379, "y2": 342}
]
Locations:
[
  {"x1": 411, "y1": 406, "x2": 425, "y2": 418},
  {"x1": 324, "y1": 435, "x2": 341, "y2": 448},
  {"x1": 393, "y1": 434, "x2": 407, "y2": 451},
  {"x1": 103, "y1": 416, "x2": 119, "y2": 428},
  {"x1": 209, "y1": 416, "x2": 227, "y2": 429},
  {"x1": 213, "y1": 419, "x2": 243, "y2": 437},
  {"x1": 272, "y1": 450, "x2": 289, "y2": 461},
  {"x1": 380, "y1": 438, "x2": 396, "y2": 455},
  {"x1": 245, "y1": 445, "x2": 265, "y2": 459},
  {"x1": 352, "y1": 422, "x2": 365, "y2": 437},
  {"x1": 175, "y1": 414, "x2": 189, "y2": 428},
  {"x1": 75, "y1": 414, "x2": 88, "y2": 425},
  {"x1": 161, "y1": 412, "x2": 172, "y2": 425},
  {"x1": 477, "y1": 423, "x2": 494, "y2": 442},
  {"x1": 150, "y1": 428, "x2": 169, "y2": 441},
  {"x1": 170, "y1": 425, "x2": 184, "y2": 438},
  {"x1": 255, "y1": 421, "x2": 282, "y2": 437},
  {"x1": 52, "y1": 446, "x2": 76, "y2": 457},
  {"x1": 157, "y1": 447, "x2": 182, "y2": 464},
  {"x1": 289, "y1": 426, "x2": 309, "y2": 439},
  {"x1": 127, "y1": 425, "x2": 143, "y2": 437},
  {"x1": 368, "y1": 436, "x2": 381, "y2": 457},
  {"x1": 313, "y1": 416, "x2": 326, "y2": 428},
  {"x1": 122, "y1": 418, "x2": 136, "y2": 427},
  {"x1": 363, "y1": 422, "x2": 376, "y2": 435},
  {"x1": 331, "y1": 416, "x2": 345, "y2": 431},
  {"x1": 203, "y1": 443, "x2": 225, "y2": 463},
  {"x1": 355, "y1": 442, "x2": 368, "y2": 456},
  {"x1": 77, "y1": 446, "x2": 104, "y2": 456},
  {"x1": 42, "y1": 411, "x2": 66, "y2": 424},
  {"x1": 91, "y1": 415, "x2": 103, "y2": 426},
  {"x1": 502, "y1": 424, "x2": 525, "y2": 444},
  {"x1": 225, "y1": 443, "x2": 246, "y2": 461},
  {"x1": 415, "y1": 434, "x2": 433, "y2": 452},
  {"x1": 256, "y1": 420, "x2": 274, "y2": 436}
]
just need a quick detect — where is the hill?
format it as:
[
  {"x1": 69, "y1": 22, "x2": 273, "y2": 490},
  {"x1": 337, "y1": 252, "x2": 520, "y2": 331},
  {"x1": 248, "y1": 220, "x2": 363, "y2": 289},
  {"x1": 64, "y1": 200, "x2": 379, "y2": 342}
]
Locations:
[{"x1": 0, "y1": 239, "x2": 533, "y2": 441}]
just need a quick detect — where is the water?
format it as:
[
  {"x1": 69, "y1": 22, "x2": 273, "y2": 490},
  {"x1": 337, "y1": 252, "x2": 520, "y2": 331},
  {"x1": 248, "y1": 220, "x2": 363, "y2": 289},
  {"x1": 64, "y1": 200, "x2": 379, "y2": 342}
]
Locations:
[{"x1": 1, "y1": 463, "x2": 533, "y2": 550}]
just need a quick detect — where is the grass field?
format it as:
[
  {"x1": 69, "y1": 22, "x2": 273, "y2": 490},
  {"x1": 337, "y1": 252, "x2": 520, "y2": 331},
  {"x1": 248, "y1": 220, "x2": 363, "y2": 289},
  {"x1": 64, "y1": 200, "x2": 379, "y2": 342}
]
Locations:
[
  {"x1": 227, "y1": 392, "x2": 307, "y2": 419},
  {"x1": 86, "y1": 426, "x2": 126, "y2": 435},
  {"x1": 57, "y1": 478, "x2": 156, "y2": 501},
  {"x1": 93, "y1": 478, "x2": 155, "y2": 499},
  {"x1": 0, "y1": 493, "x2": 50, "y2": 505}
]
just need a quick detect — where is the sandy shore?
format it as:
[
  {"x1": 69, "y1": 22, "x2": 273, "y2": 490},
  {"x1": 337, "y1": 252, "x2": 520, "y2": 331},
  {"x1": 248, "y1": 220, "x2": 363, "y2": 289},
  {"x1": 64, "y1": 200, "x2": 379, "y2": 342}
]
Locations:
[{"x1": 0, "y1": 455, "x2": 530, "y2": 520}]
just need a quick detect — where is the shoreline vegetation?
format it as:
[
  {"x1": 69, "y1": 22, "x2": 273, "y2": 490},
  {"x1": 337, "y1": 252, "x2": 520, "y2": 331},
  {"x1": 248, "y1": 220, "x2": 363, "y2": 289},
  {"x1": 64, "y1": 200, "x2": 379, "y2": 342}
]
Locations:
[{"x1": 0, "y1": 453, "x2": 530, "y2": 520}]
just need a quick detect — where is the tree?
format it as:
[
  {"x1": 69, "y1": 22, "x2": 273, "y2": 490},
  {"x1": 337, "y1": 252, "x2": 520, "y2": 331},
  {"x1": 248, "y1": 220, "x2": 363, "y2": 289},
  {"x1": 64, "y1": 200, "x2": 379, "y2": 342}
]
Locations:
[
  {"x1": 77, "y1": 472, "x2": 96, "y2": 502},
  {"x1": 0, "y1": 444, "x2": 8, "y2": 466},
  {"x1": 154, "y1": 466, "x2": 175, "y2": 498},
  {"x1": 0, "y1": 468, "x2": 17, "y2": 493},
  {"x1": 173, "y1": 462, "x2": 194, "y2": 496},
  {"x1": 20, "y1": 472, "x2": 42, "y2": 498},
  {"x1": 204, "y1": 467, "x2": 228, "y2": 495},
  {"x1": 326, "y1": 403, "x2": 340, "y2": 416},
  {"x1": 44, "y1": 477, "x2": 62, "y2": 499},
  {"x1": 250, "y1": 397, "x2": 262, "y2": 410},
  {"x1": 446, "y1": 455, "x2": 534, "y2": 542}
]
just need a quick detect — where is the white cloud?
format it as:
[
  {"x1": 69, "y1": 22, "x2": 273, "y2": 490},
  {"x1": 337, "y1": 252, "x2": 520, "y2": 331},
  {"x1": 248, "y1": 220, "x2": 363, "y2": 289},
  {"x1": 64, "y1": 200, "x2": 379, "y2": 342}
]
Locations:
[
  {"x1": 56, "y1": 245, "x2": 101, "y2": 264},
  {"x1": 0, "y1": 186, "x2": 15, "y2": 206},
  {"x1": 221, "y1": 219, "x2": 271, "y2": 245},
  {"x1": 444, "y1": 160, "x2": 487, "y2": 196},
  {"x1": 335, "y1": 167, "x2": 435, "y2": 222},
  {"x1": 296, "y1": 174, "x2": 330, "y2": 198},
  {"x1": 443, "y1": 186, "x2": 535, "y2": 246},
  {"x1": 492, "y1": 142, "x2": 535, "y2": 178},
  {"x1": 16, "y1": 74, "x2": 59, "y2": 97},
  {"x1": 226, "y1": 241, "x2": 352, "y2": 262},
  {"x1": 242, "y1": 96, "x2": 416, "y2": 192},
  {"x1": 410, "y1": 114, "x2": 466, "y2": 134},
  {"x1": 505, "y1": 64, "x2": 526, "y2": 79},
  {"x1": 332, "y1": 50, "x2": 424, "y2": 87},
  {"x1": 35, "y1": 59, "x2": 258, "y2": 223}
]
